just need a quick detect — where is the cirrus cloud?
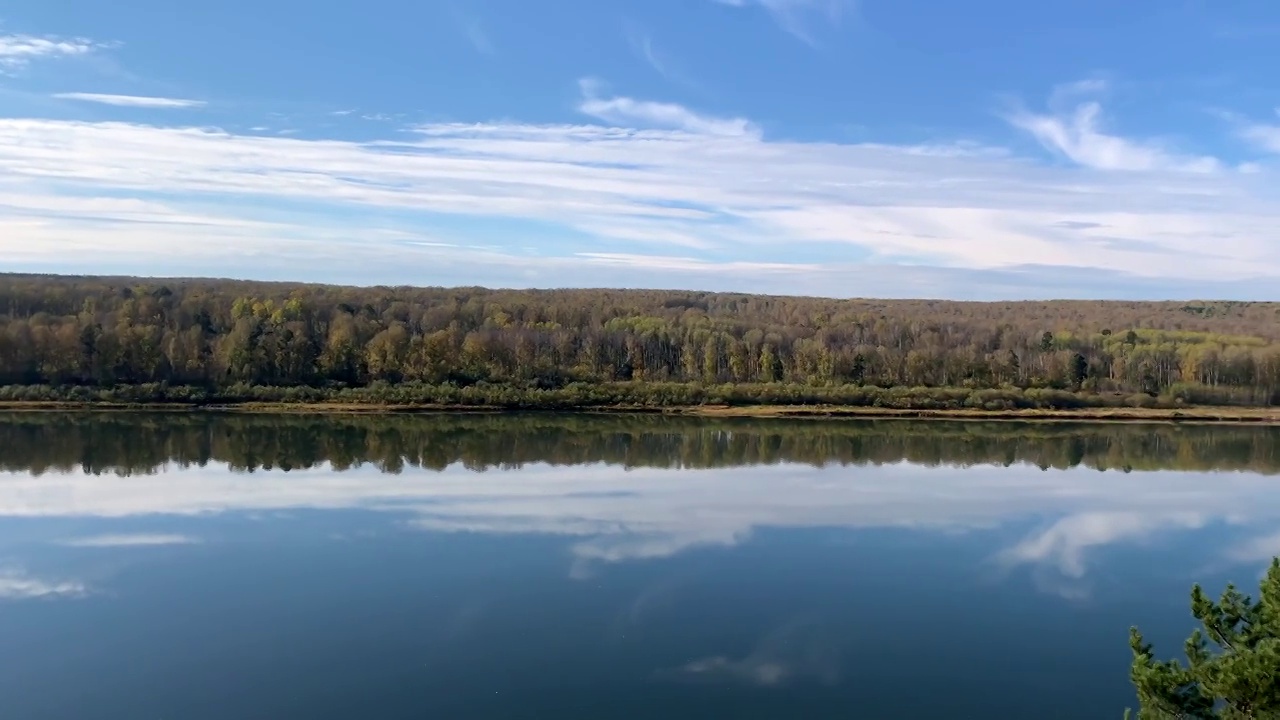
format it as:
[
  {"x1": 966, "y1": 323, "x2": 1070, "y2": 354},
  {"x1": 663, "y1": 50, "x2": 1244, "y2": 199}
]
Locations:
[
  {"x1": 0, "y1": 80, "x2": 1277, "y2": 298},
  {"x1": 0, "y1": 33, "x2": 102, "y2": 71},
  {"x1": 711, "y1": 0, "x2": 852, "y2": 46},
  {"x1": 53, "y1": 93, "x2": 207, "y2": 109}
]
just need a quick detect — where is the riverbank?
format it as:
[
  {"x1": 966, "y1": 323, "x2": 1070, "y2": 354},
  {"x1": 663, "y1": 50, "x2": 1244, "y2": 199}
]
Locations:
[{"x1": 1, "y1": 400, "x2": 1278, "y2": 423}]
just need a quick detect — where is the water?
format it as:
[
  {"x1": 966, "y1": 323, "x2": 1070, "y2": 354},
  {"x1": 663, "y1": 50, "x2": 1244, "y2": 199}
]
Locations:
[{"x1": 1, "y1": 414, "x2": 1278, "y2": 719}]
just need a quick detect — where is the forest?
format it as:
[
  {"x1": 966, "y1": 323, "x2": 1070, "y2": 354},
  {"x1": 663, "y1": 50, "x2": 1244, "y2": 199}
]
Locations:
[{"x1": 2, "y1": 273, "x2": 1279, "y2": 409}]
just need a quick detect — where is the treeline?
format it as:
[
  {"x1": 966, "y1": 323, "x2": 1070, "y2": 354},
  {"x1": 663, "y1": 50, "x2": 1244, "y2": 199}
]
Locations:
[
  {"x1": 2, "y1": 413, "x2": 1278, "y2": 476},
  {"x1": 2, "y1": 274, "x2": 1280, "y2": 407}
]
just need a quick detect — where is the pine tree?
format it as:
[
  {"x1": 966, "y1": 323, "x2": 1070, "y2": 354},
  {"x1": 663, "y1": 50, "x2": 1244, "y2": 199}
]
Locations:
[{"x1": 1125, "y1": 558, "x2": 1280, "y2": 718}]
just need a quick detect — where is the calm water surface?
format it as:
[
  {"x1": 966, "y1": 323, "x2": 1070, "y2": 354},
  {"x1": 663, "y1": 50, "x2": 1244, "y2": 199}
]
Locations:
[{"x1": 1, "y1": 414, "x2": 1278, "y2": 719}]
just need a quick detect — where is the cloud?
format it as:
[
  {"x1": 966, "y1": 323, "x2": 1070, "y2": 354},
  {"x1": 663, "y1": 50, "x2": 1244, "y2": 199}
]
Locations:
[
  {"x1": 1, "y1": 83, "x2": 1279, "y2": 297},
  {"x1": 568, "y1": 528, "x2": 744, "y2": 579},
  {"x1": 623, "y1": 24, "x2": 697, "y2": 88},
  {"x1": 445, "y1": 3, "x2": 495, "y2": 55},
  {"x1": 658, "y1": 617, "x2": 841, "y2": 686},
  {"x1": 1206, "y1": 107, "x2": 1280, "y2": 160},
  {"x1": 59, "y1": 533, "x2": 200, "y2": 547},
  {"x1": 1009, "y1": 98, "x2": 1221, "y2": 173},
  {"x1": 997, "y1": 512, "x2": 1206, "y2": 579},
  {"x1": 0, "y1": 568, "x2": 88, "y2": 600},
  {"x1": 1226, "y1": 531, "x2": 1280, "y2": 564},
  {"x1": 629, "y1": 32, "x2": 667, "y2": 77},
  {"x1": 1238, "y1": 120, "x2": 1280, "y2": 155},
  {"x1": 712, "y1": 0, "x2": 850, "y2": 45},
  {"x1": 52, "y1": 93, "x2": 207, "y2": 109},
  {"x1": 576, "y1": 79, "x2": 757, "y2": 136},
  {"x1": 460, "y1": 18, "x2": 494, "y2": 55},
  {"x1": 0, "y1": 33, "x2": 102, "y2": 71}
]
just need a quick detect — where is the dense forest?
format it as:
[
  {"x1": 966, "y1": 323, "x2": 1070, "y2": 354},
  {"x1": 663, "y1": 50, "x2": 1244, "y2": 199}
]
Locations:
[
  {"x1": 2, "y1": 274, "x2": 1279, "y2": 409},
  {"x1": 2, "y1": 413, "x2": 1278, "y2": 476}
]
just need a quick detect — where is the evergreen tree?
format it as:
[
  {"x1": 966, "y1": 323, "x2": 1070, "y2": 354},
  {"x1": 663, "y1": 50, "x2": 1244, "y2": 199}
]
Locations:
[{"x1": 1125, "y1": 558, "x2": 1280, "y2": 719}]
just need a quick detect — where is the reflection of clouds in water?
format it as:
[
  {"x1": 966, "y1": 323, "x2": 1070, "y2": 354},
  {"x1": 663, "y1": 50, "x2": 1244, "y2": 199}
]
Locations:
[
  {"x1": 1026, "y1": 572, "x2": 1094, "y2": 602},
  {"x1": 569, "y1": 529, "x2": 743, "y2": 579},
  {"x1": 59, "y1": 533, "x2": 199, "y2": 548},
  {"x1": 657, "y1": 617, "x2": 841, "y2": 687},
  {"x1": 4, "y1": 461, "x2": 1280, "y2": 577},
  {"x1": 1227, "y1": 531, "x2": 1280, "y2": 564},
  {"x1": 607, "y1": 577, "x2": 683, "y2": 642},
  {"x1": 0, "y1": 566, "x2": 88, "y2": 600},
  {"x1": 445, "y1": 600, "x2": 489, "y2": 640},
  {"x1": 998, "y1": 512, "x2": 1206, "y2": 578}
]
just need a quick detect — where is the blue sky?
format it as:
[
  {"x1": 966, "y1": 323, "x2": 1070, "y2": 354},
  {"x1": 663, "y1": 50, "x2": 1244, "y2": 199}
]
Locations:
[{"x1": 1, "y1": 0, "x2": 1279, "y2": 299}]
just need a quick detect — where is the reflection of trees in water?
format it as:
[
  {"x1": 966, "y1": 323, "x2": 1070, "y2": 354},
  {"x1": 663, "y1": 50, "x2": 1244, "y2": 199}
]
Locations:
[{"x1": 1, "y1": 413, "x2": 1277, "y2": 477}]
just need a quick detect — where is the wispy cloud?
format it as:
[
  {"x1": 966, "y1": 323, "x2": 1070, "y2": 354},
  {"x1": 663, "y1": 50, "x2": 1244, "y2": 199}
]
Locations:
[
  {"x1": 712, "y1": 0, "x2": 850, "y2": 46},
  {"x1": 0, "y1": 568, "x2": 88, "y2": 600},
  {"x1": 0, "y1": 33, "x2": 102, "y2": 71},
  {"x1": 53, "y1": 93, "x2": 207, "y2": 109},
  {"x1": 1211, "y1": 23, "x2": 1280, "y2": 40},
  {"x1": 1226, "y1": 531, "x2": 1280, "y2": 564},
  {"x1": 60, "y1": 533, "x2": 200, "y2": 547},
  {"x1": 461, "y1": 19, "x2": 494, "y2": 55},
  {"x1": 448, "y1": 6, "x2": 495, "y2": 55},
  {"x1": 997, "y1": 512, "x2": 1206, "y2": 579},
  {"x1": 1008, "y1": 84, "x2": 1221, "y2": 173},
  {"x1": 1237, "y1": 112, "x2": 1280, "y2": 155},
  {"x1": 0, "y1": 82, "x2": 1279, "y2": 297},
  {"x1": 628, "y1": 30, "x2": 669, "y2": 78},
  {"x1": 577, "y1": 79, "x2": 758, "y2": 136},
  {"x1": 624, "y1": 24, "x2": 695, "y2": 88}
]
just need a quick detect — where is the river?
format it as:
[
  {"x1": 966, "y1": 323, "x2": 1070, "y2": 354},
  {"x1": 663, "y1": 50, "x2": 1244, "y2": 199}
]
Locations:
[{"x1": 1, "y1": 413, "x2": 1277, "y2": 718}]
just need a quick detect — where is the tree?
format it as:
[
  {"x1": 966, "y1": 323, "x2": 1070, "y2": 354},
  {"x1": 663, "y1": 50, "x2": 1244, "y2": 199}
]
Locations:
[
  {"x1": 5, "y1": 275, "x2": 1280, "y2": 407},
  {"x1": 1071, "y1": 352, "x2": 1089, "y2": 390},
  {"x1": 1125, "y1": 558, "x2": 1280, "y2": 718}
]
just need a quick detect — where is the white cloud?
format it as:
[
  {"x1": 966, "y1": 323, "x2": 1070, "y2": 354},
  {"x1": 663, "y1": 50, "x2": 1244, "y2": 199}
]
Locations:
[
  {"x1": 0, "y1": 33, "x2": 101, "y2": 70},
  {"x1": 997, "y1": 512, "x2": 1206, "y2": 579},
  {"x1": 53, "y1": 93, "x2": 207, "y2": 109},
  {"x1": 60, "y1": 533, "x2": 200, "y2": 547},
  {"x1": 577, "y1": 79, "x2": 757, "y2": 136},
  {"x1": 1010, "y1": 101, "x2": 1221, "y2": 172},
  {"x1": 632, "y1": 33, "x2": 665, "y2": 76},
  {"x1": 1239, "y1": 121, "x2": 1280, "y2": 154},
  {"x1": 622, "y1": 23, "x2": 699, "y2": 89},
  {"x1": 577, "y1": 252, "x2": 817, "y2": 273},
  {"x1": 625, "y1": 26, "x2": 680, "y2": 85},
  {"x1": 712, "y1": 0, "x2": 850, "y2": 45},
  {"x1": 0, "y1": 568, "x2": 88, "y2": 600},
  {"x1": 0, "y1": 83, "x2": 1278, "y2": 296}
]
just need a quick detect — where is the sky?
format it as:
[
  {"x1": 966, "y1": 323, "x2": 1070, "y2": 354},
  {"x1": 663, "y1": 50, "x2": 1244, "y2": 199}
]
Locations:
[{"x1": 1, "y1": 0, "x2": 1279, "y2": 299}]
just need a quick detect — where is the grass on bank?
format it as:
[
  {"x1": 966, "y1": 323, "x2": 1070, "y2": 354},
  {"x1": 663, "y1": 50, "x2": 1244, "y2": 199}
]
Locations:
[{"x1": 0, "y1": 381, "x2": 1277, "y2": 422}]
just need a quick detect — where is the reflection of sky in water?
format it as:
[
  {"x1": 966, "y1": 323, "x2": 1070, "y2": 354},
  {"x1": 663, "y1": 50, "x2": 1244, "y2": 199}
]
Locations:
[
  {"x1": 3, "y1": 460, "x2": 1279, "y2": 588},
  {"x1": 0, "y1": 459, "x2": 1278, "y2": 718}
]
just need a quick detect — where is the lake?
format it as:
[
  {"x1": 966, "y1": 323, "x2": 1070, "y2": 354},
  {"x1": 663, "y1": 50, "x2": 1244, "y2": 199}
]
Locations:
[{"x1": 1, "y1": 413, "x2": 1278, "y2": 719}]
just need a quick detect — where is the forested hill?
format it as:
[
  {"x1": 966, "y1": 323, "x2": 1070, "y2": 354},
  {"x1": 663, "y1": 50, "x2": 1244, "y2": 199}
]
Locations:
[{"x1": 2, "y1": 273, "x2": 1279, "y2": 408}]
